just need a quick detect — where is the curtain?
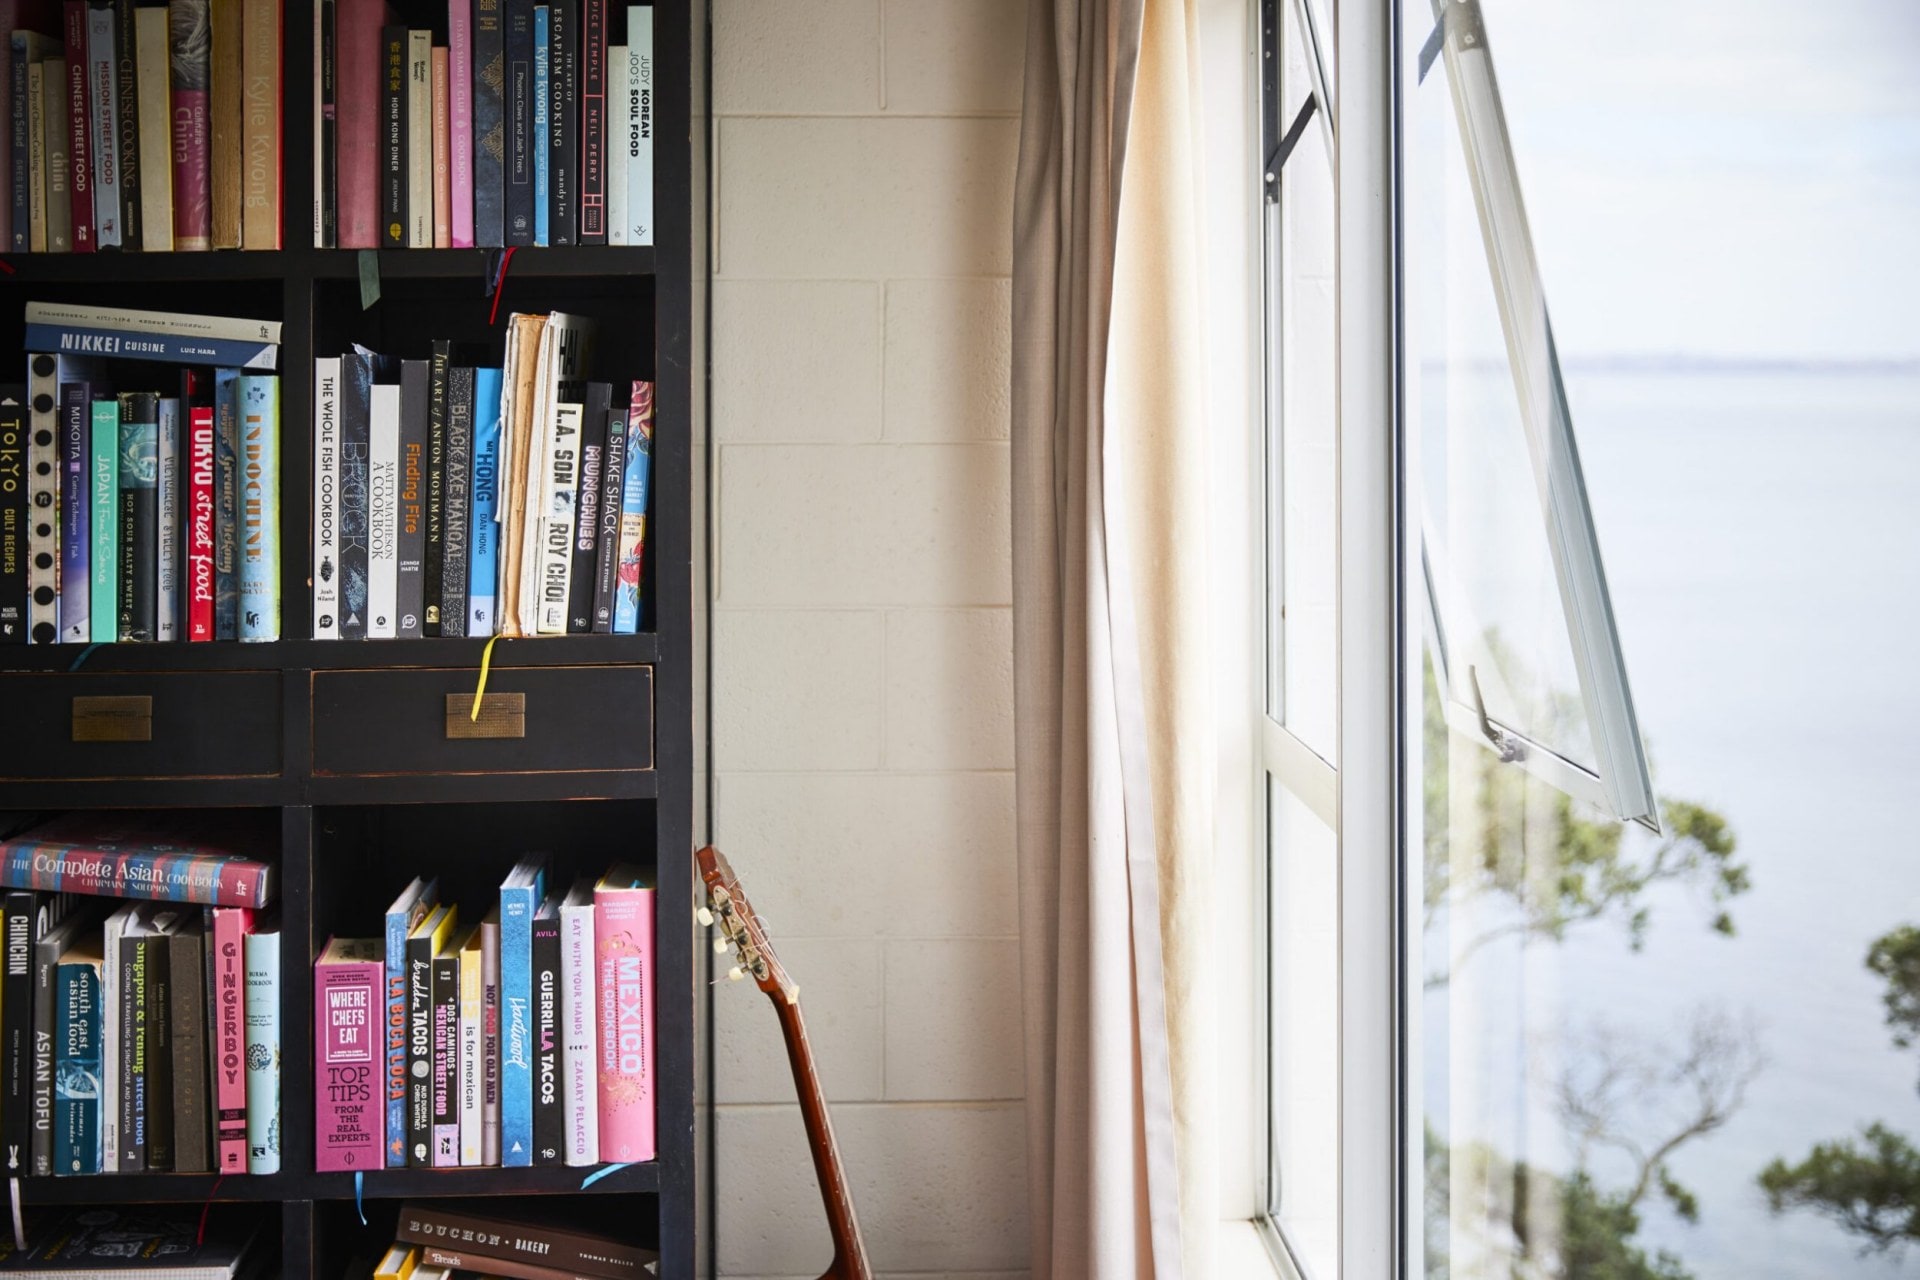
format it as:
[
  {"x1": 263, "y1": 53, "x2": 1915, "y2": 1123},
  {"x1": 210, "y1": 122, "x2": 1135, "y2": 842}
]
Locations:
[{"x1": 1011, "y1": 0, "x2": 1213, "y2": 1271}]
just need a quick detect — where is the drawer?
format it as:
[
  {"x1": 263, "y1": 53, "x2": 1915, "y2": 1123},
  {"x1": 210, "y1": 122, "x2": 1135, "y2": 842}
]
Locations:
[
  {"x1": 311, "y1": 665, "x2": 654, "y2": 777},
  {"x1": 0, "y1": 671, "x2": 283, "y2": 781}
]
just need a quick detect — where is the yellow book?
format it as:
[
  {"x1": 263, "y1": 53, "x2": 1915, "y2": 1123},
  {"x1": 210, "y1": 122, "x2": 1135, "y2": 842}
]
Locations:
[
  {"x1": 374, "y1": 1243, "x2": 420, "y2": 1280},
  {"x1": 458, "y1": 922, "x2": 484, "y2": 1164},
  {"x1": 134, "y1": 7, "x2": 174, "y2": 251}
]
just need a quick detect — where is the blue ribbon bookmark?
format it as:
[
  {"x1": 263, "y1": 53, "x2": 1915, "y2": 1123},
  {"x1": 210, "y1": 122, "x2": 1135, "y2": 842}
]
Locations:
[
  {"x1": 67, "y1": 643, "x2": 99, "y2": 672},
  {"x1": 581, "y1": 1162, "x2": 632, "y2": 1189},
  {"x1": 355, "y1": 1171, "x2": 367, "y2": 1225}
]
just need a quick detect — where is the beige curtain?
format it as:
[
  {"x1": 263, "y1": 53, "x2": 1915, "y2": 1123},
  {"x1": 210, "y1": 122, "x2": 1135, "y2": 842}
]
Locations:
[{"x1": 1011, "y1": 0, "x2": 1214, "y2": 1272}]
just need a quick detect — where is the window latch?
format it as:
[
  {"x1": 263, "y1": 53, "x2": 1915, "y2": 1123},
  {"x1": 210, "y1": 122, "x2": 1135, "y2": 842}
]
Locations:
[{"x1": 1468, "y1": 665, "x2": 1527, "y2": 764}]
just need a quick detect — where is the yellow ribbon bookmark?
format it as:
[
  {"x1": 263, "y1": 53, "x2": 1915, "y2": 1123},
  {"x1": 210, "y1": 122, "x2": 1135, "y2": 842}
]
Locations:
[{"x1": 472, "y1": 634, "x2": 504, "y2": 722}]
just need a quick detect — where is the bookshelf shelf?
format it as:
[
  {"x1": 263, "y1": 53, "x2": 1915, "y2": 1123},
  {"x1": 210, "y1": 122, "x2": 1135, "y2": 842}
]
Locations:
[{"x1": 0, "y1": 0, "x2": 700, "y2": 1275}]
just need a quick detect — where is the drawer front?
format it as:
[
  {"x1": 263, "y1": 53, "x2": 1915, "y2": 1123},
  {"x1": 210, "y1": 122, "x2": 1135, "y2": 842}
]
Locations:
[
  {"x1": 311, "y1": 665, "x2": 654, "y2": 777},
  {"x1": 0, "y1": 671, "x2": 283, "y2": 780}
]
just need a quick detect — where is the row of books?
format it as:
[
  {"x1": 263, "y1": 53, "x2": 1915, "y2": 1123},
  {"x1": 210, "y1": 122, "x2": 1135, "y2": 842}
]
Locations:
[
  {"x1": 0, "y1": 302, "x2": 284, "y2": 645},
  {"x1": 322, "y1": 2, "x2": 654, "y2": 250},
  {"x1": 380, "y1": 1201, "x2": 659, "y2": 1280},
  {"x1": 5, "y1": 0, "x2": 282, "y2": 254},
  {"x1": 0, "y1": 814, "x2": 281, "y2": 1179},
  {"x1": 311, "y1": 315, "x2": 653, "y2": 640},
  {"x1": 0, "y1": 1206, "x2": 262, "y2": 1279},
  {"x1": 316, "y1": 860, "x2": 655, "y2": 1172}
]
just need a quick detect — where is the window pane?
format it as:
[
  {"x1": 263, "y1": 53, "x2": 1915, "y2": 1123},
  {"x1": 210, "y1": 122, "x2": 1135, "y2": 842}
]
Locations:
[{"x1": 1268, "y1": 775, "x2": 1339, "y2": 1279}]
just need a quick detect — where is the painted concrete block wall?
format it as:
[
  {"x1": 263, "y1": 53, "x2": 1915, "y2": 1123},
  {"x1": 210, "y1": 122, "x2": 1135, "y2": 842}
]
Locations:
[{"x1": 710, "y1": 3, "x2": 1028, "y2": 1278}]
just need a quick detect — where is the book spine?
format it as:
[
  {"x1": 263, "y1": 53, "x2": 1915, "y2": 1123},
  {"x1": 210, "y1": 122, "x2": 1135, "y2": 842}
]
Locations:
[
  {"x1": 99, "y1": 911, "x2": 125, "y2": 1168},
  {"x1": 531, "y1": 911, "x2": 560, "y2": 1164},
  {"x1": 530, "y1": 4, "x2": 546, "y2": 246},
  {"x1": 578, "y1": 0, "x2": 603, "y2": 242},
  {"x1": 210, "y1": 906, "x2": 251, "y2": 1172},
  {"x1": 457, "y1": 938, "x2": 480, "y2": 1164},
  {"x1": 186, "y1": 404, "x2": 214, "y2": 640},
  {"x1": 87, "y1": 4, "x2": 121, "y2": 249},
  {"x1": 559, "y1": 899, "x2": 596, "y2": 1165},
  {"x1": 212, "y1": 367, "x2": 239, "y2": 638},
  {"x1": 546, "y1": 0, "x2": 570, "y2": 243},
  {"x1": 135, "y1": 7, "x2": 172, "y2": 248},
  {"x1": 53, "y1": 953, "x2": 100, "y2": 1175},
  {"x1": 378, "y1": 23, "x2": 403, "y2": 246},
  {"x1": 26, "y1": 356, "x2": 59, "y2": 645},
  {"x1": 1, "y1": 893, "x2": 33, "y2": 1173},
  {"x1": 167, "y1": 930, "x2": 207, "y2": 1172},
  {"x1": 27, "y1": 58, "x2": 46, "y2": 253},
  {"x1": 472, "y1": 0, "x2": 503, "y2": 246},
  {"x1": 430, "y1": 46, "x2": 448, "y2": 247},
  {"x1": 409, "y1": 1245, "x2": 610, "y2": 1280},
  {"x1": 237, "y1": 373, "x2": 278, "y2": 642},
  {"x1": 312, "y1": 359, "x2": 340, "y2": 639},
  {"x1": 612, "y1": 384, "x2": 651, "y2": 634},
  {"x1": 240, "y1": 0, "x2": 279, "y2": 250},
  {"x1": 480, "y1": 912, "x2": 499, "y2": 1165},
  {"x1": 155, "y1": 398, "x2": 180, "y2": 640},
  {"x1": 63, "y1": 4, "x2": 94, "y2": 252},
  {"x1": 243, "y1": 926, "x2": 278, "y2": 1174},
  {"x1": 338, "y1": 352, "x2": 370, "y2": 639},
  {"x1": 398, "y1": 1202, "x2": 661, "y2": 1278},
  {"x1": 317, "y1": 0, "x2": 335, "y2": 247},
  {"x1": 146, "y1": 931, "x2": 172, "y2": 1171},
  {"x1": 0, "y1": 393, "x2": 22, "y2": 646},
  {"x1": 500, "y1": 881, "x2": 535, "y2": 1167},
  {"x1": 382, "y1": 900, "x2": 413, "y2": 1168},
  {"x1": 606, "y1": 44, "x2": 625, "y2": 245},
  {"x1": 535, "y1": 400, "x2": 580, "y2": 634},
  {"x1": 627, "y1": 6, "x2": 649, "y2": 245},
  {"x1": 118, "y1": 933, "x2": 147, "y2": 1172},
  {"x1": 24, "y1": 323, "x2": 277, "y2": 370},
  {"x1": 114, "y1": 0, "x2": 140, "y2": 250},
  {"x1": 31, "y1": 912, "x2": 66, "y2": 1176},
  {"x1": 440, "y1": 362, "x2": 471, "y2": 636},
  {"x1": 424, "y1": 341, "x2": 447, "y2": 634},
  {"x1": 8, "y1": 37, "x2": 29, "y2": 253},
  {"x1": 589, "y1": 405, "x2": 624, "y2": 632},
  {"x1": 167, "y1": 0, "x2": 210, "y2": 249},
  {"x1": 87, "y1": 399, "x2": 115, "y2": 641},
  {"x1": 44, "y1": 56, "x2": 71, "y2": 253},
  {"x1": 429, "y1": 948, "x2": 457, "y2": 1166},
  {"x1": 207, "y1": 0, "x2": 238, "y2": 247},
  {"x1": 504, "y1": 0, "x2": 531, "y2": 244},
  {"x1": 594, "y1": 886, "x2": 654, "y2": 1163},
  {"x1": 567, "y1": 392, "x2": 606, "y2": 632},
  {"x1": 0, "y1": 846, "x2": 273, "y2": 908},
  {"x1": 405, "y1": 28, "x2": 427, "y2": 247},
  {"x1": 466, "y1": 365, "x2": 501, "y2": 635},
  {"x1": 404, "y1": 920, "x2": 432, "y2": 1166},
  {"x1": 334, "y1": 0, "x2": 380, "y2": 247},
  {"x1": 395, "y1": 359, "x2": 426, "y2": 638},
  {"x1": 369, "y1": 380, "x2": 398, "y2": 638},
  {"x1": 314, "y1": 953, "x2": 382, "y2": 1171},
  {"x1": 118, "y1": 391, "x2": 158, "y2": 642},
  {"x1": 448, "y1": 0, "x2": 472, "y2": 248}
]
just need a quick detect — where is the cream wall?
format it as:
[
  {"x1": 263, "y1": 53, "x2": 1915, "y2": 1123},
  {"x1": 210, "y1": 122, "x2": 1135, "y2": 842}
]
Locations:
[{"x1": 708, "y1": 3, "x2": 1030, "y2": 1278}]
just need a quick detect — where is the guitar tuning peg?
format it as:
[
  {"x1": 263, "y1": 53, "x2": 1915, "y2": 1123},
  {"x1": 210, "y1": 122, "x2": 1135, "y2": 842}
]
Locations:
[
  {"x1": 713, "y1": 936, "x2": 729, "y2": 954},
  {"x1": 727, "y1": 965, "x2": 746, "y2": 981},
  {"x1": 696, "y1": 907, "x2": 715, "y2": 927}
]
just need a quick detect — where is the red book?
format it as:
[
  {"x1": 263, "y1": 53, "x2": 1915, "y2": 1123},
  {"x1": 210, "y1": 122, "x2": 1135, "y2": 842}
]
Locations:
[
  {"x1": 334, "y1": 0, "x2": 391, "y2": 247},
  {"x1": 210, "y1": 905, "x2": 254, "y2": 1174},
  {"x1": 61, "y1": 1, "x2": 93, "y2": 253},
  {"x1": 314, "y1": 937, "x2": 384, "y2": 1172},
  {"x1": 170, "y1": 0, "x2": 212, "y2": 249},
  {"x1": 187, "y1": 405, "x2": 215, "y2": 640}
]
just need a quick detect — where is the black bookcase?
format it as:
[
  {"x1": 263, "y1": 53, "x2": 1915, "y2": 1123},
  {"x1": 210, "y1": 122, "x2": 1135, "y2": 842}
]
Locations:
[{"x1": 0, "y1": 1, "x2": 697, "y2": 1275}]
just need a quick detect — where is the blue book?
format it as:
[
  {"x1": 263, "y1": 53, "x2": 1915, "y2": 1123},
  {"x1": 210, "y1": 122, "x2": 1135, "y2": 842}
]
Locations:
[
  {"x1": 505, "y1": 2, "x2": 535, "y2": 245},
  {"x1": 612, "y1": 399, "x2": 652, "y2": 635},
  {"x1": 243, "y1": 924, "x2": 280, "y2": 1174},
  {"x1": 53, "y1": 939, "x2": 103, "y2": 1176},
  {"x1": 468, "y1": 367, "x2": 504, "y2": 636},
  {"x1": 382, "y1": 877, "x2": 436, "y2": 1169},
  {"x1": 24, "y1": 325, "x2": 280, "y2": 372},
  {"x1": 213, "y1": 370, "x2": 240, "y2": 641},
  {"x1": 58, "y1": 372, "x2": 95, "y2": 643},
  {"x1": 498, "y1": 854, "x2": 548, "y2": 1167},
  {"x1": 533, "y1": 6, "x2": 549, "y2": 247},
  {"x1": 237, "y1": 375, "x2": 279, "y2": 642},
  {"x1": 474, "y1": 0, "x2": 505, "y2": 247}
]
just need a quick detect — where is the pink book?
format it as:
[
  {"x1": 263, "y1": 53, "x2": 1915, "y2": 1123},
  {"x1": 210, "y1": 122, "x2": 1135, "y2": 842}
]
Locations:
[
  {"x1": 211, "y1": 905, "x2": 255, "y2": 1174},
  {"x1": 168, "y1": 2, "x2": 211, "y2": 251},
  {"x1": 315, "y1": 937, "x2": 384, "y2": 1171},
  {"x1": 335, "y1": 0, "x2": 391, "y2": 247},
  {"x1": 593, "y1": 866, "x2": 654, "y2": 1163},
  {"x1": 188, "y1": 405, "x2": 215, "y2": 639},
  {"x1": 430, "y1": 46, "x2": 450, "y2": 248},
  {"x1": 61, "y1": 1, "x2": 93, "y2": 252},
  {"x1": 447, "y1": 0, "x2": 472, "y2": 248}
]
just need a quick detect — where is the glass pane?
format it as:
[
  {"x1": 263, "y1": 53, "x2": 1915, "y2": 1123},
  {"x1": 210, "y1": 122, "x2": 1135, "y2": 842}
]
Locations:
[{"x1": 1268, "y1": 775, "x2": 1339, "y2": 1279}]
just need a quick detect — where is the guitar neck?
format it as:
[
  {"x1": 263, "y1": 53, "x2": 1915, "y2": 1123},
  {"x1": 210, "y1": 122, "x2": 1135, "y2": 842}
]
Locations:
[{"x1": 774, "y1": 995, "x2": 873, "y2": 1280}]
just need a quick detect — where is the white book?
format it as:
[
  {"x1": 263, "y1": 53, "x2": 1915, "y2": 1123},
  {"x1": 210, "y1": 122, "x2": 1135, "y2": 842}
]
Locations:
[
  {"x1": 627, "y1": 8, "x2": 652, "y2": 245},
  {"x1": 156, "y1": 399, "x2": 181, "y2": 640},
  {"x1": 607, "y1": 48, "x2": 628, "y2": 246},
  {"x1": 23, "y1": 303, "x2": 284, "y2": 346},
  {"x1": 134, "y1": 6, "x2": 173, "y2": 251},
  {"x1": 517, "y1": 314, "x2": 593, "y2": 634},
  {"x1": 86, "y1": 7, "x2": 120, "y2": 248},
  {"x1": 559, "y1": 881, "x2": 598, "y2": 1166},
  {"x1": 25, "y1": 353, "x2": 58, "y2": 644},
  {"x1": 535, "y1": 402, "x2": 582, "y2": 634},
  {"x1": 312, "y1": 358, "x2": 342, "y2": 639},
  {"x1": 493, "y1": 322, "x2": 523, "y2": 620},
  {"x1": 368, "y1": 383, "x2": 400, "y2": 638},
  {"x1": 407, "y1": 29, "x2": 432, "y2": 249}
]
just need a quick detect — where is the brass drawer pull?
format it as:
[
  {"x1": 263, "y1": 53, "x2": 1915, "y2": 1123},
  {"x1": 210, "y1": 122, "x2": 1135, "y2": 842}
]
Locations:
[
  {"x1": 445, "y1": 693, "x2": 526, "y2": 740},
  {"x1": 71, "y1": 695, "x2": 154, "y2": 743}
]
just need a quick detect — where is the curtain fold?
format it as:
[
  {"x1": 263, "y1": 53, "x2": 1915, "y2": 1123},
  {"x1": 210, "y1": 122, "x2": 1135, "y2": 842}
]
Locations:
[{"x1": 1012, "y1": 0, "x2": 1213, "y2": 1272}]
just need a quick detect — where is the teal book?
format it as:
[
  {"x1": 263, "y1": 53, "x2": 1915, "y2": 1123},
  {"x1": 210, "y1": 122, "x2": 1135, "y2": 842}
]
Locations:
[
  {"x1": 88, "y1": 403, "x2": 118, "y2": 643},
  {"x1": 237, "y1": 375, "x2": 280, "y2": 642},
  {"x1": 243, "y1": 922, "x2": 280, "y2": 1175},
  {"x1": 53, "y1": 937, "x2": 102, "y2": 1176}
]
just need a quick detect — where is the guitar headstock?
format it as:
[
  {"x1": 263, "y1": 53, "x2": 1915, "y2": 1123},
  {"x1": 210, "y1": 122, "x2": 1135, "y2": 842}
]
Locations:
[{"x1": 695, "y1": 845, "x2": 798, "y2": 1005}]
